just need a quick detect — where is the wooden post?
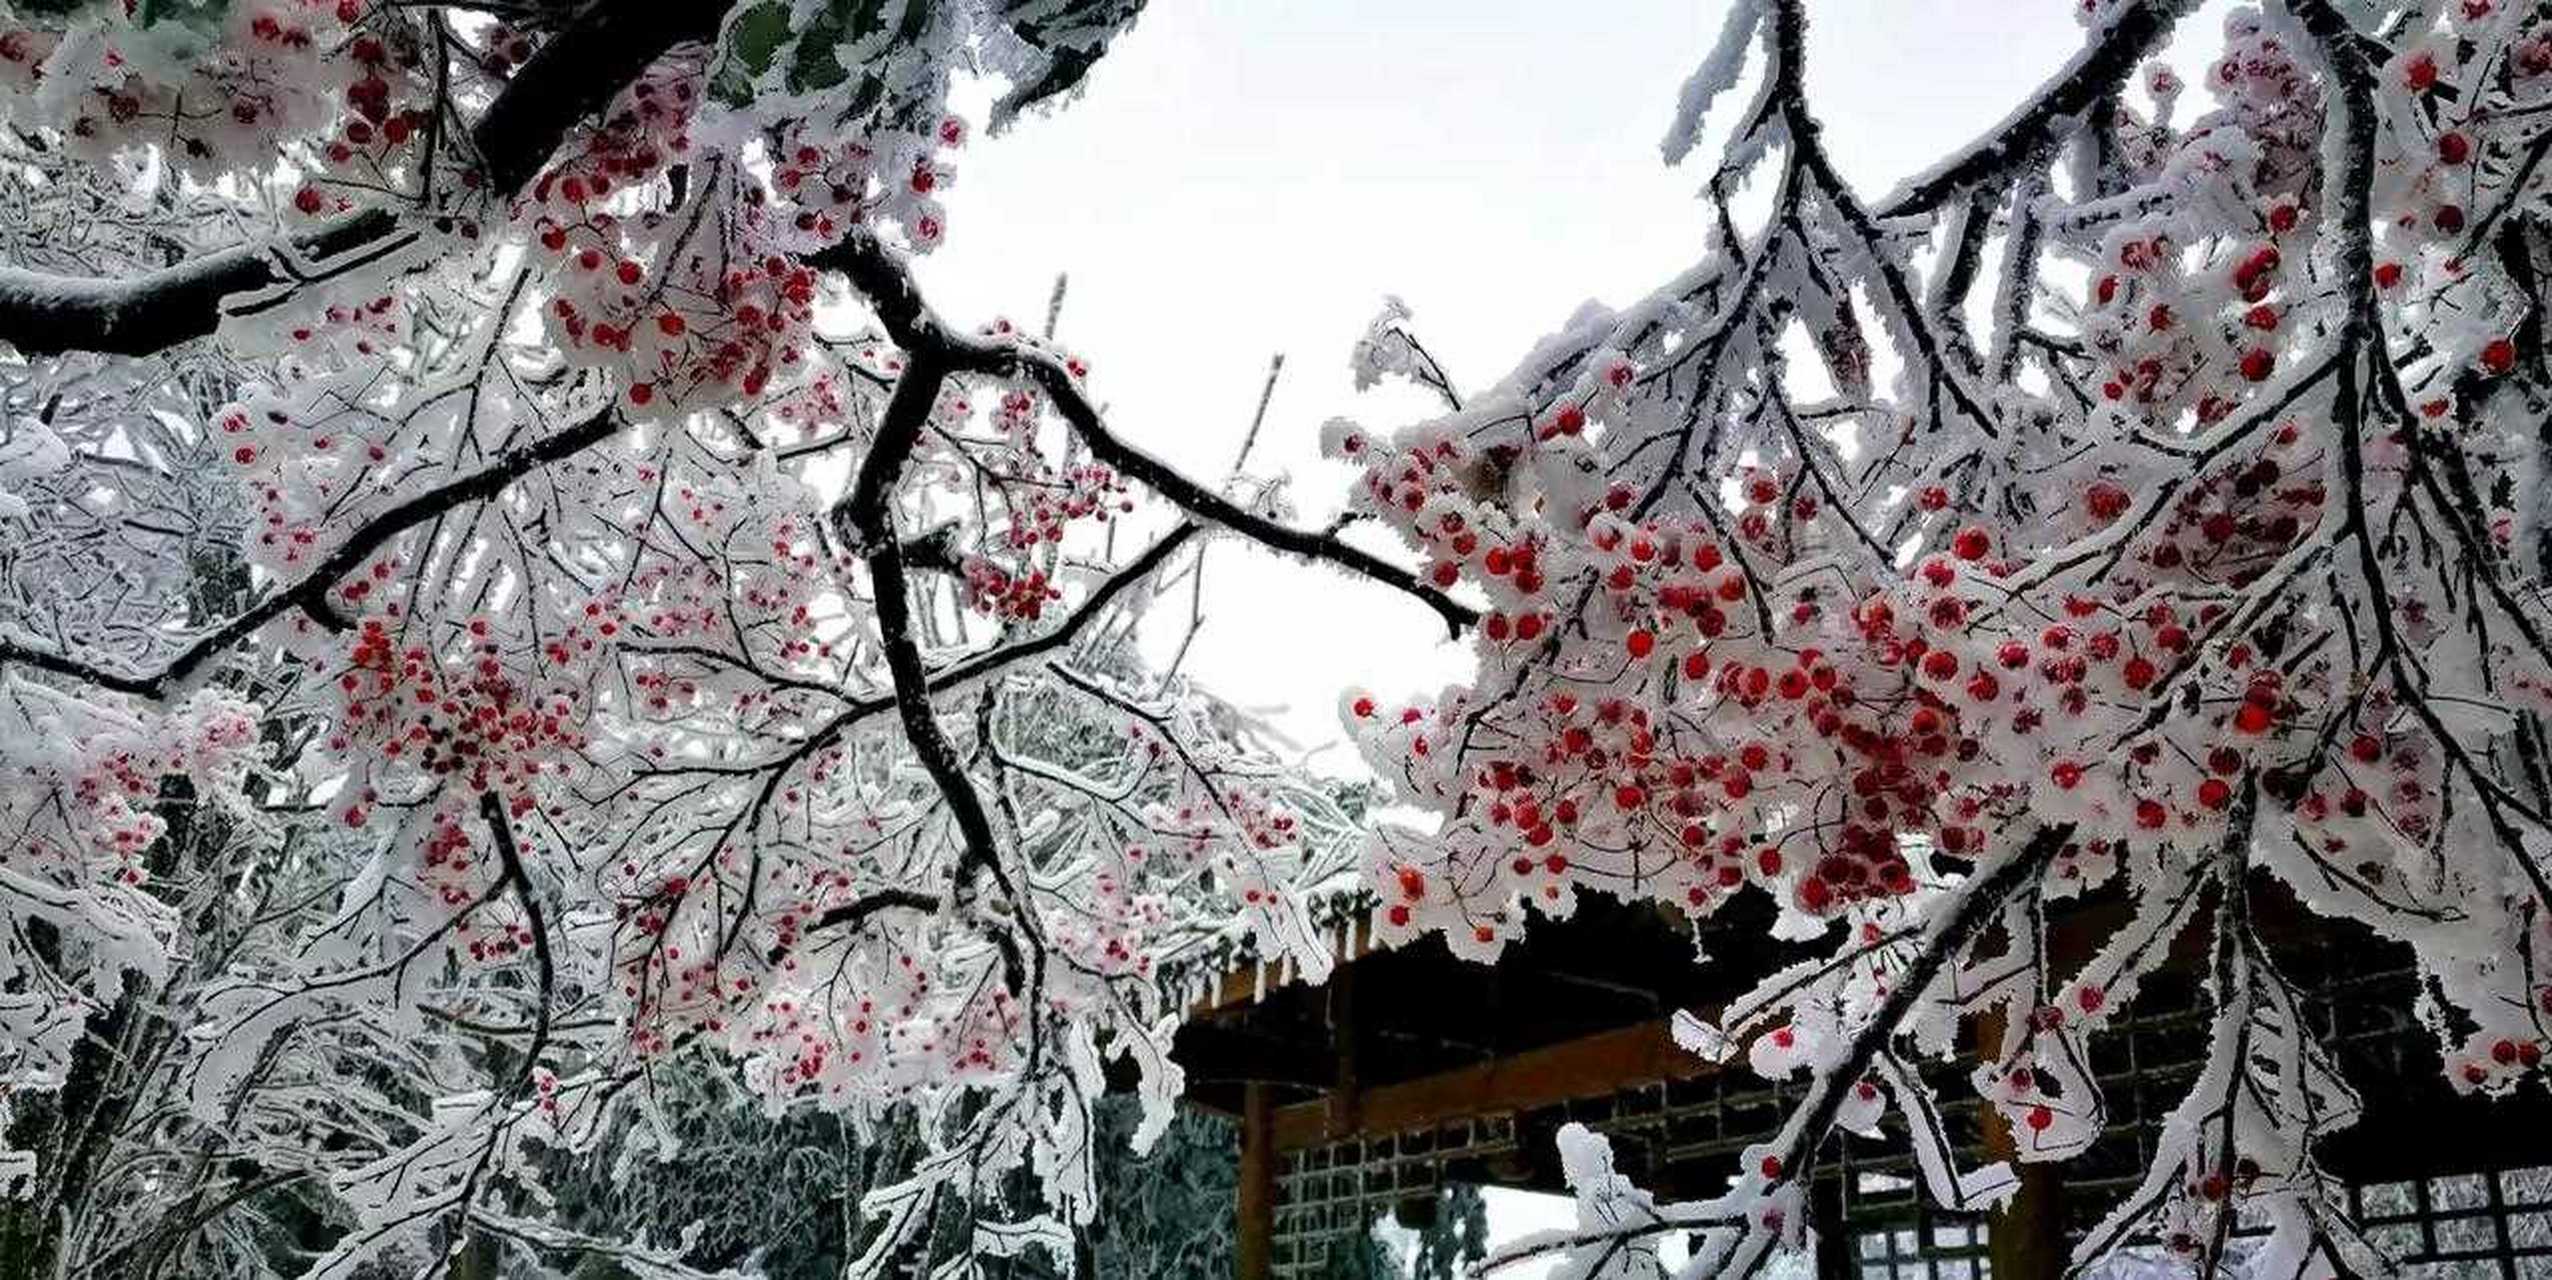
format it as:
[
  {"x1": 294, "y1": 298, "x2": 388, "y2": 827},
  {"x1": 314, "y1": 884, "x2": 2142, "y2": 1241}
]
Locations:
[
  {"x1": 1239, "y1": 1081, "x2": 1277, "y2": 1280},
  {"x1": 1987, "y1": 1157, "x2": 2066, "y2": 1280},
  {"x1": 1327, "y1": 961, "x2": 1360, "y2": 1141},
  {"x1": 1811, "y1": 1173, "x2": 1854, "y2": 1280},
  {"x1": 1976, "y1": 1011, "x2": 2066, "y2": 1279}
]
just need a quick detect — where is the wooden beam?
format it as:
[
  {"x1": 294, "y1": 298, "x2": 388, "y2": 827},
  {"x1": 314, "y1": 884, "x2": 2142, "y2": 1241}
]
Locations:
[
  {"x1": 1170, "y1": 1019, "x2": 1336, "y2": 1090},
  {"x1": 1239, "y1": 1082, "x2": 1277, "y2": 1280},
  {"x1": 1272, "y1": 1015, "x2": 1705, "y2": 1151},
  {"x1": 1189, "y1": 926, "x2": 1377, "y2": 1018}
]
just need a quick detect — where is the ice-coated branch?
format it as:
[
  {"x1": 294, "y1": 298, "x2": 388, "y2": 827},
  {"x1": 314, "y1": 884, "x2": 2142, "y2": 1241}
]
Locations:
[
  {"x1": 1338, "y1": 6, "x2": 2552, "y2": 1276},
  {"x1": 810, "y1": 229, "x2": 1481, "y2": 637},
  {"x1": 0, "y1": 405, "x2": 623, "y2": 699},
  {"x1": 1879, "y1": 0, "x2": 2196, "y2": 218},
  {"x1": 1698, "y1": 826, "x2": 2071, "y2": 1272},
  {"x1": 843, "y1": 352, "x2": 1010, "y2": 901},
  {"x1": 0, "y1": 1, "x2": 737, "y2": 358}
]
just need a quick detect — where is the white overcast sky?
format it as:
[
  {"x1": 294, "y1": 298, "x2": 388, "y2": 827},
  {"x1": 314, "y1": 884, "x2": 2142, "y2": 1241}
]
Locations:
[{"x1": 917, "y1": 0, "x2": 2129, "y2": 1263}]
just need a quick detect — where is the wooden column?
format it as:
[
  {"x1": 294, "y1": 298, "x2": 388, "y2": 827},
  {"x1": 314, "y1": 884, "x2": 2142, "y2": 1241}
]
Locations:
[
  {"x1": 1976, "y1": 1011, "x2": 2067, "y2": 1279},
  {"x1": 1327, "y1": 961, "x2": 1361, "y2": 1140},
  {"x1": 1987, "y1": 1156, "x2": 2067, "y2": 1280},
  {"x1": 1239, "y1": 1081, "x2": 1277, "y2": 1280},
  {"x1": 1811, "y1": 1173, "x2": 1854, "y2": 1280}
]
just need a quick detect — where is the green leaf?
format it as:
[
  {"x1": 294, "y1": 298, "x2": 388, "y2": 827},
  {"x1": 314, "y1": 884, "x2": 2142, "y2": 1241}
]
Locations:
[
  {"x1": 710, "y1": 1, "x2": 793, "y2": 106},
  {"x1": 710, "y1": 0, "x2": 961, "y2": 110},
  {"x1": 134, "y1": 0, "x2": 232, "y2": 36},
  {"x1": 783, "y1": 0, "x2": 859, "y2": 96}
]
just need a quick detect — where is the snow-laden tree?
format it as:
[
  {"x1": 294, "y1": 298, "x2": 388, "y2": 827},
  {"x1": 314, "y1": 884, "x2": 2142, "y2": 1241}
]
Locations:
[
  {"x1": 4, "y1": 0, "x2": 2550, "y2": 1278},
  {"x1": 1331, "y1": 0, "x2": 2551, "y2": 1275},
  {"x1": 0, "y1": 1, "x2": 1471, "y2": 1275}
]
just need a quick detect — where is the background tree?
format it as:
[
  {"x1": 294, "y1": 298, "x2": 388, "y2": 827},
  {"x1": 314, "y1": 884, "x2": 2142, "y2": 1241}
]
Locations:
[{"x1": 0, "y1": 0, "x2": 1467, "y2": 1275}]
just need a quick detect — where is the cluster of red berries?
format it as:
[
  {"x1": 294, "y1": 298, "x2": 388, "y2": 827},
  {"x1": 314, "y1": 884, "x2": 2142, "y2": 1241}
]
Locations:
[{"x1": 328, "y1": 619, "x2": 587, "y2": 812}]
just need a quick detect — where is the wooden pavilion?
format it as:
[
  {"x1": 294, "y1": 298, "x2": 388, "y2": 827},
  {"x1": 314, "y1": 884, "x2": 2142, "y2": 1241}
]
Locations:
[{"x1": 1168, "y1": 888, "x2": 2552, "y2": 1279}]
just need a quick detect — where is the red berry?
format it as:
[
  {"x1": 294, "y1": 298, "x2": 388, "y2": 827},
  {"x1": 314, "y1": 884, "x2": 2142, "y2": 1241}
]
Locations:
[
  {"x1": 2086, "y1": 483, "x2": 2130, "y2": 521},
  {"x1": 2482, "y1": 338, "x2": 2517, "y2": 375},
  {"x1": 1952, "y1": 527, "x2": 1991, "y2": 560},
  {"x1": 2239, "y1": 348, "x2": 2275, "y2": 382}
]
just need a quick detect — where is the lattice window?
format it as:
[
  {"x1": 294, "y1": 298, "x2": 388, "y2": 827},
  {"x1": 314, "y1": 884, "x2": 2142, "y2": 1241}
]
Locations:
[
  {"x1": 2351, "y1": 1165, "x2": 2552, "y2": 1279},
  {"x1": 1271, "y1": 1115, "x2": 1520, "y2": 1280},
  {"x1": 1853, "y1": 1215, "x2": 1993, "y2": 1280}
]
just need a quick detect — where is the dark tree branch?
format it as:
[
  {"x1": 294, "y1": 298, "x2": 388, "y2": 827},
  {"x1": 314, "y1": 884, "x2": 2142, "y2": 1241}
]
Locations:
[
  {"x1": 773, "y1": 888, "x2": 942, "y2": 964},
  {"x1": 477, "y1": 791, "x2": 555, "y2": 1101},
  {"x1": 835, "y1": 351, "x2": 1010, "y2": 904},
  {"x1": 1879, "y1": 0, "x2": 2191, "y2": 218},
  {"x1": 808, "y1": 229, "x2": 1479, "y2": 637},
  {"x1": 0, "y1": 210, "x2": 406, "y2": 358},
  {"x1": 0, "y1": 2, "x2": 738, "y2": 358}
]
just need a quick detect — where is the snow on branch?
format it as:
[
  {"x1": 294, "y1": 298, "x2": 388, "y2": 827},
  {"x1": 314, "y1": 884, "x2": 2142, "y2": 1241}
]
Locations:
[{"x1": 1332, "y1": 0, "x2": 2552, "y2": 1274}]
